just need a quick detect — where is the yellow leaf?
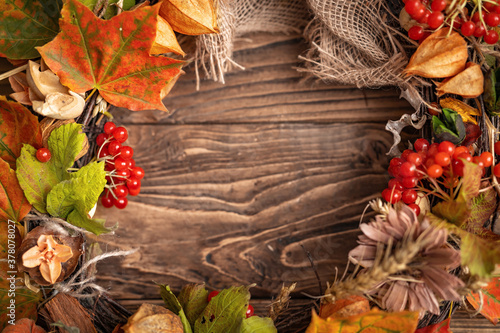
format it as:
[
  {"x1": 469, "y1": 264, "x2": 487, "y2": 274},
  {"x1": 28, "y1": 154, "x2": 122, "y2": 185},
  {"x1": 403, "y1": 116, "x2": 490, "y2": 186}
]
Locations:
[
  {"x1": 151, "y1": 16, "x2": 186, "y2": 56},
  {"x1": 306, "y1": 309, "x2": 419, "y2": 333},
  {"x1": 440, "y1": 97, "x2": 480, "y2": 125},
  {"x1": 159, "y1": 0, "x2": 218, "y2": 35},
  {"x1": 405, "y1": 28, "x2": 468, "y2": 79},
  {"x1": 435, "y1": 62, "x2": 484, "y2": 98}
]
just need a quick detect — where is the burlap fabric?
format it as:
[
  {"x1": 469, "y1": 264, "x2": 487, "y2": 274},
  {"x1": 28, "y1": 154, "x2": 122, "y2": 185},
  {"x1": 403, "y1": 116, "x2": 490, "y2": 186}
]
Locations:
[
  {"x1": 194, "y1": 0, "x2": 309, "y2": 89},
  {"x1": 298, "y1": 0, "x2": 409, "y2": 89}
]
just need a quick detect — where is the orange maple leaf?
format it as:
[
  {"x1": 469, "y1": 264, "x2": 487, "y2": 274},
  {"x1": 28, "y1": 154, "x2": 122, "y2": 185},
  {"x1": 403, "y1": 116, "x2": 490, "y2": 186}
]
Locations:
[
  {"x1": 0, "y1": 158, "x2": 31, "y2": 223},
  {"x1": 467, "y1": 277, "x2": 500, "y2": 325},
  {"x1": 0, "y1": 97, "x2": 42, "y2": 169},
  {"x1": 38, "y1": 0, "x2": 184, "y2": 112}
]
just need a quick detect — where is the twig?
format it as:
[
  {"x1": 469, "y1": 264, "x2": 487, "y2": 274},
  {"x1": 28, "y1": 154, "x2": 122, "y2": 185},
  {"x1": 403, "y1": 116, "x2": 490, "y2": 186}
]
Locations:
[
  {"x1": 301, "y1": 245, "x2": 323, "y2": 296},
  {"x1": 0, "y1": 64, "x2": 28, "y2": 82}
]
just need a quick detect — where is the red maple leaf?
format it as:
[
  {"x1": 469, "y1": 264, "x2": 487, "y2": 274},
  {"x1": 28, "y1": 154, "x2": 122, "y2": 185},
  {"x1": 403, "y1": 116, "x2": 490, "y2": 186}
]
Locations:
[{"x1": 38, "y1": 0, "x2": 184, "y2": 111}]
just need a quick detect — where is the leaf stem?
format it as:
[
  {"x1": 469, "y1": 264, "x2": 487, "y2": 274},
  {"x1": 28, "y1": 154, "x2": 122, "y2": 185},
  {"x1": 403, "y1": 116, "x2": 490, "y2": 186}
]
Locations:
[
  {"x1": 0, "y1": 64, "x2": 28, "y2": 82},
  {"x1": 85, "y1": 88, "x2": 97, "y2": 102}
]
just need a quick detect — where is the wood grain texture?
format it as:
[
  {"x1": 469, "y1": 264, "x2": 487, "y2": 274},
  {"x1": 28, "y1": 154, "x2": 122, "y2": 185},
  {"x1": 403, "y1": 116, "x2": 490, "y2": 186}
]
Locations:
[
  {"x1": 111, "y1": 34, "x2": 413, "y2": 125},
  {"x1": 95, "y1": 122, "x2": 392, "y2": 299}
]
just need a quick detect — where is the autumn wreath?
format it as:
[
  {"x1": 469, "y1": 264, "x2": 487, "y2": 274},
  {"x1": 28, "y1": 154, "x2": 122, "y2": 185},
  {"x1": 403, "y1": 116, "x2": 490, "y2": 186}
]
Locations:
[{"x1": 2, "y1": 0, "x2": 500, "y2": 333}]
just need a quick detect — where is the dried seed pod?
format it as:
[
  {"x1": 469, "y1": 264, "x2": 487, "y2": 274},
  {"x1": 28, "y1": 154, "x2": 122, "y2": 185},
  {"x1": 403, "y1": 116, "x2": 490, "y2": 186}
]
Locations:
[
  {"x1": 32, "y1": 91, "x2": 85, "y2": 119},
  {"x1": 26, "y1": 61, "x2": 69, "y2": 100},
  {"x1": 151, "y1": 16, "x2": 186, "y2": 56},
  {"x1": 17, "y1": 226, "x2": 84, "y2": 286},
  {"x1": 159, "y1": 0, "x2": 218, "y2": 35},
  {"x1": 405, "y1": 29, "x2": 468, "y2": 78},
  {"x1": 435, "y1": 62, "x2": 484, "y2": 98},
  {"x1": 122, "y1": 303, "x2": 183, "y2": 333}
]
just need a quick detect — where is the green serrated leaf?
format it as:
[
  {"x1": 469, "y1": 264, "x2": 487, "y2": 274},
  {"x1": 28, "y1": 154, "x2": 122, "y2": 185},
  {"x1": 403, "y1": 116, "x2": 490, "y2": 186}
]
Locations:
[
  {"x1": 0, "y1": 0, "x2": 62, "y2": 59},
  {"x1": 159, "y1": 284, "x2": 193, "y2": 333},
  {"x1": 69, "y1": 161, "x2": 106, "y2": 213},
  {"x1": 48, "y1": 123, "x2": 85, "y2": 178},
  {"x1": 195, "y1": 286, "x2": 250, "y2": 333},
  {"x1": 67, "y1": 209, "x2": 114, "y2": 236},
  {"x1": 16, "y1": 144, "x2": 61, "y2": 213},
  {"x1": 15, "y1": 124, "x2": 110, "y2": 235},
  {"x1": 465, "y1": 188, "x2": 497, "y2": 237},
  {"x1": 239, "y1": 316, "x2": 277, "y2": 333},
  {"x1": 461, "y1": 233, "x2": 500, "y2": 278},
  {"x1": 46, "y1": 179, "x2": 78, "y2": 218},
  {"x1": 178, "y1": 284, "x2": 209, "y2": 329},
  {"x1": 432, "y1": 195, "x2": 470, "y2": 227}
]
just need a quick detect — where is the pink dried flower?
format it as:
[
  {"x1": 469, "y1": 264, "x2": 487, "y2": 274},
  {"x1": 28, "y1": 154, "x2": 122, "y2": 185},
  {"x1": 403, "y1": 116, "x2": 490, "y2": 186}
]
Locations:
[{"x1": 349, "y1": 206, "x2": 463, "y2": 315}]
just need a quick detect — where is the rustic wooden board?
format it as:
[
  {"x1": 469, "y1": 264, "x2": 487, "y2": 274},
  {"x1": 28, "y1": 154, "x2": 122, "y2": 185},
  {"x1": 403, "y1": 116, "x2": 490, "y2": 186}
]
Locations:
[
  {"x1": 111, "y1": 35, "x2": 412, "y2": 125},
  {"x1": 95, "y1": 122, "x2": 392, "y2": 299}
]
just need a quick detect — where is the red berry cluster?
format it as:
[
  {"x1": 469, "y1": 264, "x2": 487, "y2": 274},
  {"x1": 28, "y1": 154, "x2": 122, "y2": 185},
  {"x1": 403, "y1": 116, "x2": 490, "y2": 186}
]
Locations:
[
  {"x1": 96, "y1": 122, "x2": 145, "y2": 209},
  {"x1": 405, "y1": 0, "x2": 500, "y2": 44},
  {"x1": 383, "y1": 138, "x2": 493, "y2": 215},
  {"x1": 207, "y1": 291, "x2": 254, "y2": 318}
]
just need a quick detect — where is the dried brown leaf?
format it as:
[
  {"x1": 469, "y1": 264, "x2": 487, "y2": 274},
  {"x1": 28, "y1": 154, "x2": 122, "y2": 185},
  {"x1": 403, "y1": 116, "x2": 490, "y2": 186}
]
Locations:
[
  {"x1": 439, "y1": 97, "x2": 480, "y2": 124},
  {"x1": 151, "y1": 16, "x2": 185, "y2": 56},
  {"x1": 435, "y1": 62, "x2": 484, "y2": 98},
  {"x1": 405, "y1": 29, "x2": 467, "y2": 78},
  {"x1": 159, "y1": 0, "x2": 218, "y2": 35}
]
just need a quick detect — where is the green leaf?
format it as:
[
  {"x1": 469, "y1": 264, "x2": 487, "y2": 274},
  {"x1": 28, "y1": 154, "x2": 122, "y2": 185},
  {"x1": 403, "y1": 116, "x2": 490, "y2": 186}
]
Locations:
[
  {"x1": 461, "y1": 233, "x2": 500, "y2": 278},
  {"x1": 78, "y1": 0, "x2": 135, "y2": 19},
  {"x1": 46, "y1": 179, "x2": 78, "y2": 218},
  {"x1": 46, "y1": 161, "x2": 107, "y2": 234},
  {"x1": 432, "y1": 109, "x2": 466, "y2": 144},
  {"x1": 159, "y1": 284, "x2": 193, "y2": 333},
  {"x1": 463, "y1": 188, "x2": 499, "y2": 239},
  {"x1": 178, "y1": 284, "x2": 209, "y2": 329},
  {"x1": 48, "y1": 123, "x2": 85, "y2": 179},
  {"x1": 0, "y1": 0, "x2": 61, "y2": 59},
  {"x1": 67, "y1": 209, "x2": 114, "y2": 236},
  {"x1": 195, "y1": 286, "x2": 250, "y2": 333},
  {"x1": 432, "y1": 194, "x2": 470, "y2": 227},
  {"x1": 16, "y1": 124, "x2": 109, "y2": 235},
  {"x1": 69, "y1": 161, "x2": 106, "y2": 213},
  {"x1": 239, "y1": 316, "x2": 277, "y2": 333},
  {"x1": 460, "y1": 161, "x2": 482, "y2": 201},
  {"x1": 16, "y1": 145, "x2": 61, "y2": 213}
]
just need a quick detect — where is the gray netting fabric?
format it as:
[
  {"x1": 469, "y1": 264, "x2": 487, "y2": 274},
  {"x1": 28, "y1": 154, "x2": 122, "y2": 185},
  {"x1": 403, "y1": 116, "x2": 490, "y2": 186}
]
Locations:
[
  {"x1": 194, "y1": 0, "x2": 309, "y2": 89},
  {"x1": 299, "y1": 0, "x2": 409, "y2": 89}
]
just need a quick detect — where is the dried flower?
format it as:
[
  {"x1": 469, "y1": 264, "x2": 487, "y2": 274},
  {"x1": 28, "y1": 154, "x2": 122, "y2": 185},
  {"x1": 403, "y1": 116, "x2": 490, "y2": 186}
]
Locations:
[
  {"x1": 349, "y1": 206, "x2": 463, "y2": 315},
  {"x1": 18, "y1": 226, "x2": 83, "y2": 286},
  {"x1": 22, "y1": 235, "x2": 73, "y2": 284}
]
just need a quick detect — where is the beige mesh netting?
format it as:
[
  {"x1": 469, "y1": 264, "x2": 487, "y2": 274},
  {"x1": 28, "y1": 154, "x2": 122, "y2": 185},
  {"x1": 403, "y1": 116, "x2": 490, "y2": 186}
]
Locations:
[
  {"x1": 195, "y1": 0, "x2": 414, "y2": 92},
  {"x1": 194, "y1": 0, "x2": 309, "y2": 89},
  {"x1": 298, "y1": 0, "x2": 409, "y2": 89}
]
